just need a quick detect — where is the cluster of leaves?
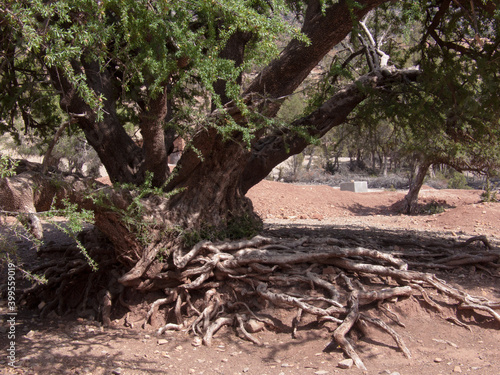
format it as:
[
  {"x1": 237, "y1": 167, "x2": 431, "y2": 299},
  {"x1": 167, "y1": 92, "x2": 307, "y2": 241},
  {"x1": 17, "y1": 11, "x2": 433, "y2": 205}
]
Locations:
[
  {"x1": 1, "y1": 0, "x2": 306, "y2": 148},
  {"x1": 89, "y1": 171, "x2": 183, "y2": 246},
  {"x1": 481, "y1": 177, "x2": 499, "y2": 202},
  {"x1": 447, "y1": 171, "x2": 470, "y2": 189},
  {"x1": 306, "y1": 1, "x2": 500, "y2": 180},
  {"x1": 42, "y1": 198, "x2": 96, "y2": 270},
  {"x1": 0, "y1": 196, "x2": 94, "y2": 283},
  {"x1": 0, "y1": 154, "x2": 18, "y2": 178},
  {"x1": 410, "y1": 1, "x2": 499, "y2": 166},
  {"x1": 0, "y1": 235, "x2": 47, "y2": 285}
]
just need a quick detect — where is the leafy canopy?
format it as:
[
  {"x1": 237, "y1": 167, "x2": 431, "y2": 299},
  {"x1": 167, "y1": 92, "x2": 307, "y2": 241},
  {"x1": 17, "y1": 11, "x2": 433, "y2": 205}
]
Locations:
[
  {"x1": 1, "y1": 0, "x2": 304, "y2": 137},
  {"x1": 322, "y1": 1, "x2": 500, "y2": 175},
  {"x1": 1, "y1": 0, "x2": 499, "y2": 178}
]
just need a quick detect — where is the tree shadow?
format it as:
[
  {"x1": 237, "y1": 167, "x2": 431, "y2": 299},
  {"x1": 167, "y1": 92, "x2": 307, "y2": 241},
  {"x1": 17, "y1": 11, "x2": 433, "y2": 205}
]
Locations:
[
  {"x1": 344, "y1": 202, "x2": 395, "y2": 216},
  {"x1": 0, "y1": 314, "x2": 166, "y2": 374},
  {"x1": 2, "y1": 220, "x2": 498, "y2": 374}
]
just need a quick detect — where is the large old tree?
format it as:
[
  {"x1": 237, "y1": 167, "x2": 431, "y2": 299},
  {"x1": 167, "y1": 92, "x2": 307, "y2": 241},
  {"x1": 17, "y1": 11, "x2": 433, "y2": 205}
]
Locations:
[{"x1": 1, "y1": 0, "x2": 499, "y2": 369}]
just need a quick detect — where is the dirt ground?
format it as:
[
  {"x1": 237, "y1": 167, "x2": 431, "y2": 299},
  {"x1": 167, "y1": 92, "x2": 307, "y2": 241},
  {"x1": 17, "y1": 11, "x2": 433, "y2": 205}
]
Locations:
[
  {"x1": 248, "y1": 181, "x2": 500, "y2": 239},
  {"x1": 1, "y1": 180, "x2": 499, "y2": 375}
]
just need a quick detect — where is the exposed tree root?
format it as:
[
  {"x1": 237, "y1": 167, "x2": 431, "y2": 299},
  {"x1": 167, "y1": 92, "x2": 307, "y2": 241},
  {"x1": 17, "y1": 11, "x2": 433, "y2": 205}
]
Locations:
[
  {"x1": 135, "y1": 231, "x2": 498, "y2": 368},
  {"x1": 333, "y1": 290, "x2": 366, "y2": 370},
  {"x1": 16, "y1": 228, "x2": 120, "y2": 322},
  {"x1": 360, "y1": 314, "x2": 411, "y2": 358},
  {"x1": 8, "y1": 226, "x2": 500, "y2": 370}
]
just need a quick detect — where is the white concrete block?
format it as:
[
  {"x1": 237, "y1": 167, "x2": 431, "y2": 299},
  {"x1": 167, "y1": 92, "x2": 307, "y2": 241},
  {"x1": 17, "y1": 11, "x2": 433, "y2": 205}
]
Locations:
[{"x1": 340, "y1": 181, "x2": 368, "y2": 192}]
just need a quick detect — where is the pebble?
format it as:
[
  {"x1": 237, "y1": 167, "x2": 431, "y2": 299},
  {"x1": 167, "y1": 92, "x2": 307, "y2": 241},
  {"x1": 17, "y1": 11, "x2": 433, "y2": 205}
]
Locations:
[
  {"x1": 25, "y1": 330, "x2": 36, "y2": 339},
  {"x1": 244, "y1": 319, "x2": 265, "y2": 333},
  {"x1": 315, "y1": 371, "x2": 329, "y2": 375},
  {"x1": 434, "y1": 357, "x2": 443, "y2": 363},
  {"x1": 191, "y1": 337, "x2": 202, "y2": 347},
  {"x1": 111, "y1": 368, "x2": 122, "y2": 375},
  {"x1": 337, "y1": 358, "x2": 353, "y2": 369},
  {"x1": 454, "y1": 366, "x2": 462, "y2": 373},
  {"x1": 157, "y1": 339, "x2": 168, "y2": 345}
]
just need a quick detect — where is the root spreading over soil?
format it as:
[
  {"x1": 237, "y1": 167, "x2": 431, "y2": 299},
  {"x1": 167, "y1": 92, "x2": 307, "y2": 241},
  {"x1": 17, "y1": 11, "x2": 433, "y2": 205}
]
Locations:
[{"x1": 17, "y1": 224, "x2": 500, "y2": 371}]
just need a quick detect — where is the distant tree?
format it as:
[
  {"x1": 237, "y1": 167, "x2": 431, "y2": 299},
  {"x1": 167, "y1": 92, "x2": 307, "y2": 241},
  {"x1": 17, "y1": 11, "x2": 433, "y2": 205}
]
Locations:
[{"x1": 334, "y1": 1, "x2": 500, "y2": 213}]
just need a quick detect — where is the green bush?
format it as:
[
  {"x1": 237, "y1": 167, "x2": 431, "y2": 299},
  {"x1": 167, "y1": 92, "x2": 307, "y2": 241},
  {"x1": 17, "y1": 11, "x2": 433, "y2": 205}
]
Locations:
[
  {"x1": 447, "y1": 171, "x2": 469, "y2": 189},
  {"x1": 0, "y1": 155, "x2": 18, "y2": 178},
  {"x1": 481, "y1": 178, "x2": 498, "y2": 202}
]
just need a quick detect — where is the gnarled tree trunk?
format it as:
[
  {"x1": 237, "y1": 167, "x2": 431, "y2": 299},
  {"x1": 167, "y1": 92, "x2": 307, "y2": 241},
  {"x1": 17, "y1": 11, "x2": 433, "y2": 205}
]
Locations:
[{"x1": 403, "y1": 160, "x2": 432, "y2": 214}]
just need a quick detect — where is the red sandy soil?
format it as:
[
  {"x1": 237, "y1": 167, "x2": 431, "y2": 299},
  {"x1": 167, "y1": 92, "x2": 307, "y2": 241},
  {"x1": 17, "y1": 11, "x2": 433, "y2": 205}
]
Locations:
[
  {"x1": 2, "y1": 180, "x2": 499, "y2": 375},
  {"x1": 248, "y1": 180, "x2": 500, "y2": 239}
]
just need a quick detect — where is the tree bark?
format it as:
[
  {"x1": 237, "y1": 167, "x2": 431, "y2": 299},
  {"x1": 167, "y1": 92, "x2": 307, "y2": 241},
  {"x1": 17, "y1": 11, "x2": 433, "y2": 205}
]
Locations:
[
  {"x1": 244, "y1": 0, "x2": 390, "y2": 105},
  {"x1": 403, "y1": 160, "x2": 432, "y2": 214},
  {"x1": 165, "y1": 128, "x2": 257, "y2": 230},
  {"x1": 139, "y1": 85, "x2": 170, "y2": 187},
  {"x1": 48, "y1": 62, "x2": 145, "y2": 185}
]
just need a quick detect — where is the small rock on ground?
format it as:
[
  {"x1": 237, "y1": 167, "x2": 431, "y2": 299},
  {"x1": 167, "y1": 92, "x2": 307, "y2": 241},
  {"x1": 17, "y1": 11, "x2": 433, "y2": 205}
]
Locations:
[{"x1": 338, "y1": 358, "x2": 354, "y2": 369}]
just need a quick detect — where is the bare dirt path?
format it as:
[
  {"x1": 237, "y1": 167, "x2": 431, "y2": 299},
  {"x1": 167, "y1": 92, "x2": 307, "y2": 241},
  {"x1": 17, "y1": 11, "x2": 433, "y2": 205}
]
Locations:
[{"x1": 1, "y1": 180, "x2": 499, "y2": 375}]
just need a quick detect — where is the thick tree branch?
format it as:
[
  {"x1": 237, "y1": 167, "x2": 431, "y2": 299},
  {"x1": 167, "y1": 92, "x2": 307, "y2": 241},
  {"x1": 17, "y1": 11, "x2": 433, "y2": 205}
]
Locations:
[
  {"x1": 241, "y1": 67, "x2": 421, "y2": 193},
  {"x1": 171, "y1": 0, "x2": 390, "y2": 190},
  {"x1": 47, "y1": 62, "x2": 144, "y2": 185},
  {"x1": 244, "y1": 0, "x2": 390, "y2": 114},
  {"x1": 139, "y1": 85, "x2": 170, "y2": 187}
]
